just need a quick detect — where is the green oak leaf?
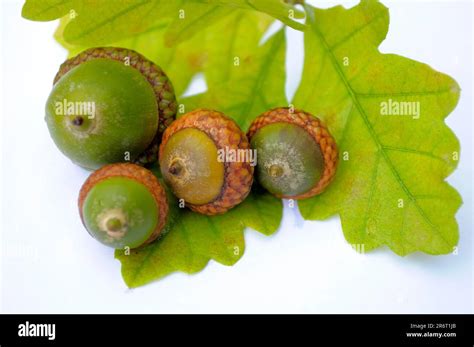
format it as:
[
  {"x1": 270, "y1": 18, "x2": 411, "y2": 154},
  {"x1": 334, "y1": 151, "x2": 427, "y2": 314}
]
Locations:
[
  {"x1": 22, "y1": 0, "x2": 72, "y2": 21},
  {"x1": 22, "y1": 0, "x2": 303, "y2": 46},
  {"x1": 115, "y1": 183, "x2": 282, "y2": 288},
  {"x1": 54, "y1": 10, "x2": 273, "y2": 98},
  {"x1": 197, "y1": 11, "x2": 274, "y2": 87},
  {"x1": 162, "y1": 0, "x2": 304, "y2": 46},
  {"x1": 182, "y1": 28, "x2": 288, "y2": 131},
  {"x1": 61, "y1": 1, "x2": 179, "y2": 46},
  {"x1": 293, "y1": 0, "x2": 461, "y2": 255},
  {"x1": 163, "y1": 3, "x2": 235, "y2": 46}
]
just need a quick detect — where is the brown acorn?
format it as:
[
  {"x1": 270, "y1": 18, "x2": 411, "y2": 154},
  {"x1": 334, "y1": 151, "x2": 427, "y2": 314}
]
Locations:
[
  {"x1": 159, "y1": 109, "x2": 254, "y2": 215},
  {"x1": 247, "y1": 107, "x2": 338, "y2": 199},
  {"x1": 78, "y1": 163, "x2": 168, "y2": 249}
]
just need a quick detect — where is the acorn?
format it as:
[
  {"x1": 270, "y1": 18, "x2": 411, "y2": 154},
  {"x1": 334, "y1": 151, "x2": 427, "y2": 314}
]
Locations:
[
  {"x1": 159, "y1": 109, "x2": 254, "y2": 215},
  {"x1": 46, "y1": 47, "x2": 177, "y2": 169},
  {"x1": 78, "y1": 163, "x2": 168, "y2": 249},
  {"x1": 247, "y1": 107, "x2": 338, "y2": 199}
]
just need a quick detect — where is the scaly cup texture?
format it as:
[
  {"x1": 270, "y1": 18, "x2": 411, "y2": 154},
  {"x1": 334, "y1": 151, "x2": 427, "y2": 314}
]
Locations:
[
  {"x1": 247, "y1": 107, "x2": 338, "y2": 199},
  {"x1": 159, "y1": 109, "x2": 254, "y2": 215},
  {"x1": 78, "y1": 163, "x2": 168, "y2": 249}
]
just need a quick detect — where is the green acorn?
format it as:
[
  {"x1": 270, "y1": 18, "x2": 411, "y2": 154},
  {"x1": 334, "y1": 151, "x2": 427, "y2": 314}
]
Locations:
[
  {"x1": 159, "y1": 109, "x2": 254, "y2": 215},
  {"x1": 247, "y1": 107, "x2": 338, "y2": 199},
  {"x1": 78, "y1": 163, "x2": 168, "y2": 249},
  {"x1": 46, "y1": 47, "x2": 177, "y2": 169}
]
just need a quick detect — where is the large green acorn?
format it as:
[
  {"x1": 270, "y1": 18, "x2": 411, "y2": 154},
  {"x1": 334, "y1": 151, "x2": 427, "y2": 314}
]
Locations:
[
  {"x1": 247, "y1": 107, "x2": 338, "y2": 199},
  {"x1": 78, "y1": 163, "x2": 168, "y2": 249},
  {"x1": 46, "y1": 47, "x2": 177, "y2": 170}
]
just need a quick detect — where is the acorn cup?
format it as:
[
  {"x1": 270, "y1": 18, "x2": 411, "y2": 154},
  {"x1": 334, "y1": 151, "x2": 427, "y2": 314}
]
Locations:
[
  {"x1": 159, "y1": 109, "x2": 254, "y2": 215},
  {"x1": 247, "y1": 107, "x2": 338, "y2": 199}
]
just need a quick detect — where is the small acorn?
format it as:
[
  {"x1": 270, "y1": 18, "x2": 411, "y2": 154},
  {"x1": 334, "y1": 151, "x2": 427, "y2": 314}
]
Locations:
[
  {"x1": 78, "y1": 163, "x2": 168, "y2": 249},
  {"x1": 159, "y1": 109, "x2": 254, "y2": 215},
  {"x1": 46, "y1": 47, "x2": 177, "y2": 169},
  {"x1": 247, "y1": 107, "x2": 338, "y2": 199}
]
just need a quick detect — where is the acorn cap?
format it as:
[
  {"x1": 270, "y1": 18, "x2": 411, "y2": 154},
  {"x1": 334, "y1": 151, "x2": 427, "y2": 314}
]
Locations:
[
  {"x1": 54, "y1": 47, "x2": 177, "y2": 164},
  {"x1": 247, "y1": 107, "x2": 338, "y2": 199},
  {"x1": 159, "y1": 109, "x2": 254, "y2": 215},
  {"x1": 78, "y1": 163, "x2": 168, "y2": 247}
]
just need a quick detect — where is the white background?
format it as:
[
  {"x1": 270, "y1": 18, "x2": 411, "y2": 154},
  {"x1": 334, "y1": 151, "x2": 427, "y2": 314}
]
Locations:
[{"x1": 1, "y1": 0, "x2": 473, "y2": 313}]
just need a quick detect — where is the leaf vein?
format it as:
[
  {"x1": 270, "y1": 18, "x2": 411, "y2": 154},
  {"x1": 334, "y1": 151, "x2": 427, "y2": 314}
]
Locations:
[{"x1": 382, "y1": 145, "x2": 448, "y2": 164}]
